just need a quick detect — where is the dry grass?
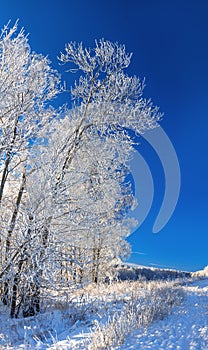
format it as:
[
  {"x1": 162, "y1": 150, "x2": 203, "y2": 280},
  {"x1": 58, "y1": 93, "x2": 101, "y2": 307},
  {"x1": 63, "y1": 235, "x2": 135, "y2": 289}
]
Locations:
[{"x1": 84, "y1": 280, "x2": 185, "y2": 350}]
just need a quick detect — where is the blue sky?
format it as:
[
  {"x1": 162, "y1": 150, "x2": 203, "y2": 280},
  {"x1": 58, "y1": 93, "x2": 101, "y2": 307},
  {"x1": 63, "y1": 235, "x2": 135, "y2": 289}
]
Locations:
[{"x1": 1, "y1": 0, "x2": 207, "y2": 272}]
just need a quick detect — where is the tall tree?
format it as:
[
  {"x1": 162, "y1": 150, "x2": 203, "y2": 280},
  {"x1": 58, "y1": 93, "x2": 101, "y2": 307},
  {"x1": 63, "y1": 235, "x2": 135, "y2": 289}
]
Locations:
[
  {"x1": 0, "y1": 22, "x2": 60, "y2": 315},
  {"x1": 0, "y1": 34, "x2": 162, "y2": 317},
  {"x1": 52, "y1": 39, "x2": 162, "y2": 283},
  {"x1": 26, "y1": 40, "x2": 162, "y2": 288}
]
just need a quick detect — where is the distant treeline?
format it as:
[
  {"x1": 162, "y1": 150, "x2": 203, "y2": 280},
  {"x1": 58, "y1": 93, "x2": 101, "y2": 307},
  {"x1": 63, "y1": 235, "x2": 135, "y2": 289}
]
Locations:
[{"x1": 114, "y1": 265, "x2": 191, "y2": 281}]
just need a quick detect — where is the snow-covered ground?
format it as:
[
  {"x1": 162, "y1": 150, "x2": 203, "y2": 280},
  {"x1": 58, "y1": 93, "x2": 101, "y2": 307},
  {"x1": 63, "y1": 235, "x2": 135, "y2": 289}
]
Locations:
[
  {"x1": 119, "y1": 279, "x2": 208, "y2": 350},
  {"x1": 0, "y1": 278, "x2": 207, "y2": 349}
]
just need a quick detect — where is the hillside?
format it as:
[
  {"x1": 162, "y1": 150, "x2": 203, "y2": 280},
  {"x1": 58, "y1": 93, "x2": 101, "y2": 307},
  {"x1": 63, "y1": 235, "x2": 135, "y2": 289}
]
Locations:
[{"x1": 114, "y1": 263, "x2": 191, "y2": 281}]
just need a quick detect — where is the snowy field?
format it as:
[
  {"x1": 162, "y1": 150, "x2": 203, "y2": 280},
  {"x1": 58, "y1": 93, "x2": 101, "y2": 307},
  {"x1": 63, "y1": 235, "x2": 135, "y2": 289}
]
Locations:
[
  {"x1": 119, "y1": 279, "x2": 208, "y2": 350},
  {"x1": 0, "y1": 277, "x2": 207, "y2": 349}
]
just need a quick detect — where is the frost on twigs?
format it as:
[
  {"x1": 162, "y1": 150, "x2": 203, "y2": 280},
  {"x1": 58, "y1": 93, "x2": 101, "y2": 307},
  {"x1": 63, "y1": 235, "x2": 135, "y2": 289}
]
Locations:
[{"x1": 59, "y1": 39, "x2": 162, "y2": 135}]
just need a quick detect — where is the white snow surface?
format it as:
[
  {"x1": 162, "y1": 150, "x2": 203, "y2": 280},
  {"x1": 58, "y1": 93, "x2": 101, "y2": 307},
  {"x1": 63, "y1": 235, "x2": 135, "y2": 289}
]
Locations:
[
  {"x1": 119, "y1": 279, "x2": 208, "y2": 350},
  {"x1": 47, "y1": 279, "x2": 208, "y2": 350},
  {"x1": 0, "y1": 279, "x2": 207, "y2": 349}
]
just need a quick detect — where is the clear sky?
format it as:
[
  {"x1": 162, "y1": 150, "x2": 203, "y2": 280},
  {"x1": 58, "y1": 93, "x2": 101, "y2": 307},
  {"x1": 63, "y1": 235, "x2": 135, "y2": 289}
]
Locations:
[{"x1": 1, "y1": 0, "x2": 207, "y2": 272}]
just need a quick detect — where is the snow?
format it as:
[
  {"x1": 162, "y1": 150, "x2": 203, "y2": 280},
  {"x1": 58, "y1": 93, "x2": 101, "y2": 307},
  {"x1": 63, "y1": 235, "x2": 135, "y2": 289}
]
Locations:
[
  {"x1": 0, "y1": 279, "x2": 207, "y2": 349},
  {"x1": 119, "y1": 279, "x2": 208, "y2": 350}
]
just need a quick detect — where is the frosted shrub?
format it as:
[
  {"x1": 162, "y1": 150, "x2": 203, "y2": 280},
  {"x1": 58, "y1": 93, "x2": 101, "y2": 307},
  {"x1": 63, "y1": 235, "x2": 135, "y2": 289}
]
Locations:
[{"x1": 87, "y1": 281, "x2": 185, "y2": 350}]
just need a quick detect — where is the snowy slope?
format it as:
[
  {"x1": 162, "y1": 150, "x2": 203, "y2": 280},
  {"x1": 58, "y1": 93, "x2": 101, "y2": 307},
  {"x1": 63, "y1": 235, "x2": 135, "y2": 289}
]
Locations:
[{"x1": 119, "y1": 279, "x2": 208, "y2": 350}]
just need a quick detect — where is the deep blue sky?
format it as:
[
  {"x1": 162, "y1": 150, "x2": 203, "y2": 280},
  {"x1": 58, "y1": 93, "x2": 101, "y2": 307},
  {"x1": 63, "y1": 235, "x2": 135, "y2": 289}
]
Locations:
[{"x1": 1, "y1": 0, "x2": 207, "y2": 272}]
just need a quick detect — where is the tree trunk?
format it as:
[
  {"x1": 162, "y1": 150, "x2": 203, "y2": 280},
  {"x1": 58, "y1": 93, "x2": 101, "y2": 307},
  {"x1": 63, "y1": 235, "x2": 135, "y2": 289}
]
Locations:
[
  {"x1": 2, "y1": 169, "x2": 26, "y2": 305},
  {"x1": 0, "y1": 115, "x2": 19, "y2": 205},
  {"x1": 10, "y1": 254, "x2": 25, "y2": 318},
  {"x1": 21, "y1": 224, "x2": 50, "y2": 316}
]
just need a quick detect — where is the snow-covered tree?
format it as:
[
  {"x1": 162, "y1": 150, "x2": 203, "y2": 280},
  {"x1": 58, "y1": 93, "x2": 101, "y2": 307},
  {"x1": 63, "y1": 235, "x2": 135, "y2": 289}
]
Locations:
[
  {"x1": 28, "y1": 39, "x2": 161, "y2": 287},
  {"x1": 53, "y1": 39, "x2": 161, "y2": 281},
  {"x1": 37, "y1": 116, "x2": 134, "y2": 285},
  {"x1": 23, "y1": 39, "x2": 161, "y2": 297},
  {"x1": 0, "y1": 22, "x2": 60, "y2": 316},
  {"x1": 0, "y1": 31, "x2": 162, "y2": 318}
]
